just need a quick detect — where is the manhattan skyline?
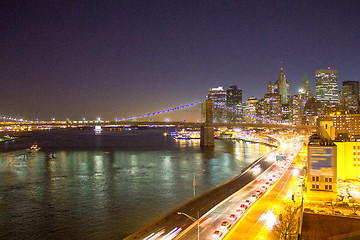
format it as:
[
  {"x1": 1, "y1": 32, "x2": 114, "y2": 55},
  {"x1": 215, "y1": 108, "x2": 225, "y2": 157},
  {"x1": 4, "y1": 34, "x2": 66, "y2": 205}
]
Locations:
[{"x1": 1, "y1": 1, "x2": 360, "y2": 120}]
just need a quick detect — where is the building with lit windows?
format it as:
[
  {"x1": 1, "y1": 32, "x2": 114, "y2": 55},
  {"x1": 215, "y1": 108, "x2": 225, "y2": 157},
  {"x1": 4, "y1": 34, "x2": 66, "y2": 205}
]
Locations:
[
  {"x1": 226, "y1": 85, "x2": 243, "y2": 123},
  {"x1": 303, "y1": 97, "x2": 321, "y2": 125},
  {"x1": 292, "y1": 91, "x2": 309, "y2": 125},
  {"x1": 274, "y1": 68, "x2": 290, "y2": 105},
  {"x1": 244, "y1": 97, "x2": 258, "y2": 123},
  {"x1": 207, "y1": 86, "x2": 227, "y2": 123},
  {"x1": 342, "y1": 81, "x2": 359, "y2": 114},
  {"x1": 281, "y1": 104, "x2": 292, "y2": 124},
  {"x1": 315, "y1": 68, "x2": 339, "y2": 109},
  {"x1": 307, "y1": 134, "x2": 338, "y2": 199},
  {"x1": 336, "y1": 141, "x2": 360, "y2": 181},
  {"x1": 317, "y1": 112, "x2": 360, "y2": 140},
  {"x1": 263, "y1": 93, "x2": 282, "y2": 123},
  {"x1": 207, "y1": 85, "x2": 243, "y2": 123},
  {"x1": 308, "y1": 115, "x2": 360, "y2": 201}
]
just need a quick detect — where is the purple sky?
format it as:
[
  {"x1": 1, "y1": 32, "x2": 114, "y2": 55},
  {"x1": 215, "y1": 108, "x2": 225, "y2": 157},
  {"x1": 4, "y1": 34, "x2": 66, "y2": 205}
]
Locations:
[{"x1": 1, "y1": 1, "x2": 360, "y2": 121}]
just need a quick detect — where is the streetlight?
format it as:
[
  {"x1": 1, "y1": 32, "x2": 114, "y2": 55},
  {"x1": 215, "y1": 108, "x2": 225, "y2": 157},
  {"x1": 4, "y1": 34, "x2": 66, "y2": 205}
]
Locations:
[
  {"x1": 177, "y1": 212, "x2": 199, "y2": 240},
  {"x1": 193, "y1": 170, "x2": 205, "y2": 198}
]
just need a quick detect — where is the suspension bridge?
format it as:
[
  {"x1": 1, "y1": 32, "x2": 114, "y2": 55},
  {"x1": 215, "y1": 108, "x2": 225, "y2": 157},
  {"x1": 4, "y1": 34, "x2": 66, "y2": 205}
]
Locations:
[{"x1": 0, "y1": 100, "x2": 316, "y2": 146}]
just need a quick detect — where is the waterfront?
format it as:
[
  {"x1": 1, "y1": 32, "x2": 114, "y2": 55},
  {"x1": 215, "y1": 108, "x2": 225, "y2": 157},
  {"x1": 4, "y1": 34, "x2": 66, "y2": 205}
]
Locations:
[{"x1": 0, "y1": 129, "x2": 274, "y2": 239}]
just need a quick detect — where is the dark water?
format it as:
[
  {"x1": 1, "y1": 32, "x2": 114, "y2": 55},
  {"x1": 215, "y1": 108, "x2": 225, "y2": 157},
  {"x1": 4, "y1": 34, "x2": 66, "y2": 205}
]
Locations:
[{"x1": 0, "y1": 129, "x2": 274, "y2": 239}]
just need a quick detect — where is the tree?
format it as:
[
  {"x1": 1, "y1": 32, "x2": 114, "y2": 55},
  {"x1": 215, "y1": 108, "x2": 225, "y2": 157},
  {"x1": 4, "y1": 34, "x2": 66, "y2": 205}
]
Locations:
[
  {"x1": 271, "y1": 201, "x2": 302, "y2": 240},
  {"x1": 348, "y1": 203, "x2": 360, "y2": 216},
  {"x1": 323, "y1": 200, "x2": 338, "y2": 215}
]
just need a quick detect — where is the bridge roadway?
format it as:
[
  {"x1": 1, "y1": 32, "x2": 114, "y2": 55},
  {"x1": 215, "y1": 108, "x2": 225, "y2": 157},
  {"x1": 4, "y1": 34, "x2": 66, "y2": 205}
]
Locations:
[
  {"x1": 1, "y1": 120, "x2": 316, "y2": 131},
  {"x1": 124, "y1": 149, "x2": 278, "y2": 240}
]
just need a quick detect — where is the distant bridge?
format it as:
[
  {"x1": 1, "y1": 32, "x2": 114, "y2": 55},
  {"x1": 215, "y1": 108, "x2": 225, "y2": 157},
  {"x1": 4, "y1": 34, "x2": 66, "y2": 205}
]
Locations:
[{"x1": 1, "y1": 100, "x2": 316, "y2": 146}]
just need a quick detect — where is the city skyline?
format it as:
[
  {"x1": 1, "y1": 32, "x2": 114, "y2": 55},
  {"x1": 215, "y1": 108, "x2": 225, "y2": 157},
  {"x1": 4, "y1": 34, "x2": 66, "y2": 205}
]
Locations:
[{"x1": 1, "y1": 1, "x2": 360, "y2": 120}]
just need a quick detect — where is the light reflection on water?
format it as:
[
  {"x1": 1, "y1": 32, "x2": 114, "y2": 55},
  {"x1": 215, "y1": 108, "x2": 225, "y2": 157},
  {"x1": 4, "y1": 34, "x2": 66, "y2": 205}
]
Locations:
[{"x1": 0, "y1": 129, "x2": 274, "y2": 239}]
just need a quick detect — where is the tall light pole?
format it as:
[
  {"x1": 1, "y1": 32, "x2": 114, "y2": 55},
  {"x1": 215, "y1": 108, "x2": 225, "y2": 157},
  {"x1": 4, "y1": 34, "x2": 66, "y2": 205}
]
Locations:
[
  {"x1": 193, "y1": 170, "x2": 205, "y2": 198},
  {"x1": 177, "y1": 212, "x2": 199, "y2": 240}
]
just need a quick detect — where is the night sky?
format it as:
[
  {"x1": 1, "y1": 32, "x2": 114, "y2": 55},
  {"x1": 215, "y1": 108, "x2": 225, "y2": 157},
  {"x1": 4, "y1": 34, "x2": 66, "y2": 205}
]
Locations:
[{"x1": 1, "y1": 1, "x2": 360, "y2": 121}]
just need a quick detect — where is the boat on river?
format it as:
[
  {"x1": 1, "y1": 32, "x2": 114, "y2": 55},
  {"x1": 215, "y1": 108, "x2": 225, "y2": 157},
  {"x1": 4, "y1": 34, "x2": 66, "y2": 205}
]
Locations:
[{"x1": 30, "y1": 144, "x2": 41, "y2": 152}]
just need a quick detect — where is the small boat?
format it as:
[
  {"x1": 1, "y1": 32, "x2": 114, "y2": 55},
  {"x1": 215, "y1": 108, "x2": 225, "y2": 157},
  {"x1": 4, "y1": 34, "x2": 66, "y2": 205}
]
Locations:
[{"x1": 30, "y1": 144, "x2": 41, "y2": 152}]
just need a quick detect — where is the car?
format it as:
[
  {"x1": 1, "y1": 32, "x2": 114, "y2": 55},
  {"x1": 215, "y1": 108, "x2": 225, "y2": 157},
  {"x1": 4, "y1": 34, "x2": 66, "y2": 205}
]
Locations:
[
  {"x1": 272, "y1": 174, "x2": 277, "y2": 179},
  {"x1": 265, "y1": 181, "x2": 271, "y2": 186},
  {"x1": 316, "y1": 209, "x2": 327, "y2": 214},
  {"x1": 239, "y1": 204, "x2": 247, "y2": 210},
  {"x1": 251, "y1": 194, "x2": 257, "y2": 201},
  {"x1": 334, "y1": 210, "x2": 344, "y2": 216},
  {"x1": 235, "y1": 209, "x2": 244, "y2": 215},
  {"x1": 256, "y1": 190, "x2": 262, "y2": 196},
  {"x1": 304, "y1": 208, "x2": 314, "y2": 212},
  {"x1": 261, "y1": 185, "x2": 267, "y2": 191},
  {"x1": 212, "y1": 230, "x2": 223, "y2": 238},
  {"x1": 349, "y1": 213, "x2": 360, "y2": 217},
  {"x1": 244, "y1": 199, "x2": 252, "y2": 206},
  {"x1": 220, "y1": 221, "x2": 231, "y2": 230},
  {"x1": 268, "y1": 178, "x2": 273, "y2": 183},
  {"x1": 228, "y1": 214, "x2": 237, "y2": 221}
]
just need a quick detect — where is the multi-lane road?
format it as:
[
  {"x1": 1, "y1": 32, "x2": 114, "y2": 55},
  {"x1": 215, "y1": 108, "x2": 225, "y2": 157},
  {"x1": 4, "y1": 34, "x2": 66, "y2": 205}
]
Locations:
[
  {"x1": 176, "y1": 140, "x2": 303, "y2": 239},
  {"x1": 126, "y1": 137, "x2": 305, "y2": 240}
]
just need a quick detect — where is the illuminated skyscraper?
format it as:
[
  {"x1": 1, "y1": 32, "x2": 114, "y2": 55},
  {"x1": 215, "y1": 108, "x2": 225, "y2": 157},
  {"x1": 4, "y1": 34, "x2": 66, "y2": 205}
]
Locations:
[
  {"x1": 342, "y1": 81, "x2": 359, "y2": 114},
  {"x1": 274, "y1": 68, "x2": 290, "y2": 105},
  {"x1": 207, "y1": 85, "x2": 243, "y2": 123},
  {"x1": 263, "y1": 93, "x2": 282, "y2": 122},
  {"x1": 207, "y1": 86, "x2": 227, "y2": 123},
  {"x1": 315, "y1": 69, "x2": 339, "y2": 106},
  {"x1": 226, "y1": 85, "x2": 243, "y2": 122},
  {"x1": 244, "y1": 97, "x2": 258, "y2": 123}
]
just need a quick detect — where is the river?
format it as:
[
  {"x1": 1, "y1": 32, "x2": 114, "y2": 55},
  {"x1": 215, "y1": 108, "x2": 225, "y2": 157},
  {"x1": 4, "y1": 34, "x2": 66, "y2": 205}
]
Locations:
[{"x1": 0, "y1": 128, "x2": 274, "y2": 239}]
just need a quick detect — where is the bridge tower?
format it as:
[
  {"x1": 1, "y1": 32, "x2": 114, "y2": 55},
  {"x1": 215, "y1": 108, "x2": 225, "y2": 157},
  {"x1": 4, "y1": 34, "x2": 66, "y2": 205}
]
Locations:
[{"x1": 200, "y1": 99, "x2": 214, "y2": 147}]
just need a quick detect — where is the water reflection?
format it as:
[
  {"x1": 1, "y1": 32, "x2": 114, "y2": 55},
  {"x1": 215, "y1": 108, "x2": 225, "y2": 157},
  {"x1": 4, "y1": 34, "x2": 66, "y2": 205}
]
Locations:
[{"x1": 0, "y1": 130, "x2": 273, "y2": 239}]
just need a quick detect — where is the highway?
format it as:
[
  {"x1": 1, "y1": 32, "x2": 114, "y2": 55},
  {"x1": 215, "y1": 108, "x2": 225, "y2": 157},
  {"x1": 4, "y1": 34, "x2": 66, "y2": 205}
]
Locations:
[
  {"x1": 126, "y1": 137, "x2": 305, "y2": 240},
  {"x1": 176, "y1": 140, "x2": 303, "y2": 240},
  {"x1": 125, "y1": 149, "x2": 279, "y2": 240}
]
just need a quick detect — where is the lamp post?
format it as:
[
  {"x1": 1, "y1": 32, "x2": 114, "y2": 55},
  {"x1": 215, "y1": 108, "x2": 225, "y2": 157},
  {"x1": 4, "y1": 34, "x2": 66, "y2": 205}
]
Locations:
[
  {"x1": 193, "y1": 170, "x2": 205, "y2": 198},
  {"x1": 177, "y1": 212, "x2": 199, "y2": 240}
]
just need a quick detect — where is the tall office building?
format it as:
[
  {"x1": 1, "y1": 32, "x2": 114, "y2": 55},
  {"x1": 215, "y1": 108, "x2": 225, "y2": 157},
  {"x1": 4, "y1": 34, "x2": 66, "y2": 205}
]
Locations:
[
  {"x1": 292, "y1": 90, "x2": 308, "y2": 125},
  {"x1": 263, "y1": 93, "x2": 282, "y2": 122},
  {"x1": 342, "y1": 81, "x2": 359, "y2": 114},
  {"x1": 315, "y1": 68, "x2": 339, "y2": 107},
  {"x1": 301, "y1": 74, "x2": 311, "y2": 95},
  {"x1": 207, "y1": 86, "x2": 227, "y2": 123},
  {"x1": 267, "y1": 82, "x2": 274, "y2": 94},
  {"x1": 226, "y1": 85, "x2": 243, "y2": 123},
  {"x1": 244, "y1": 97, "x2": 258, "y2": 123},
  {"x1": 274, "y1": 68, "x2": 290, "y2": 105},
  {"x1": 303, "y1": 97, "x2": 321, "y2": 125}
]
